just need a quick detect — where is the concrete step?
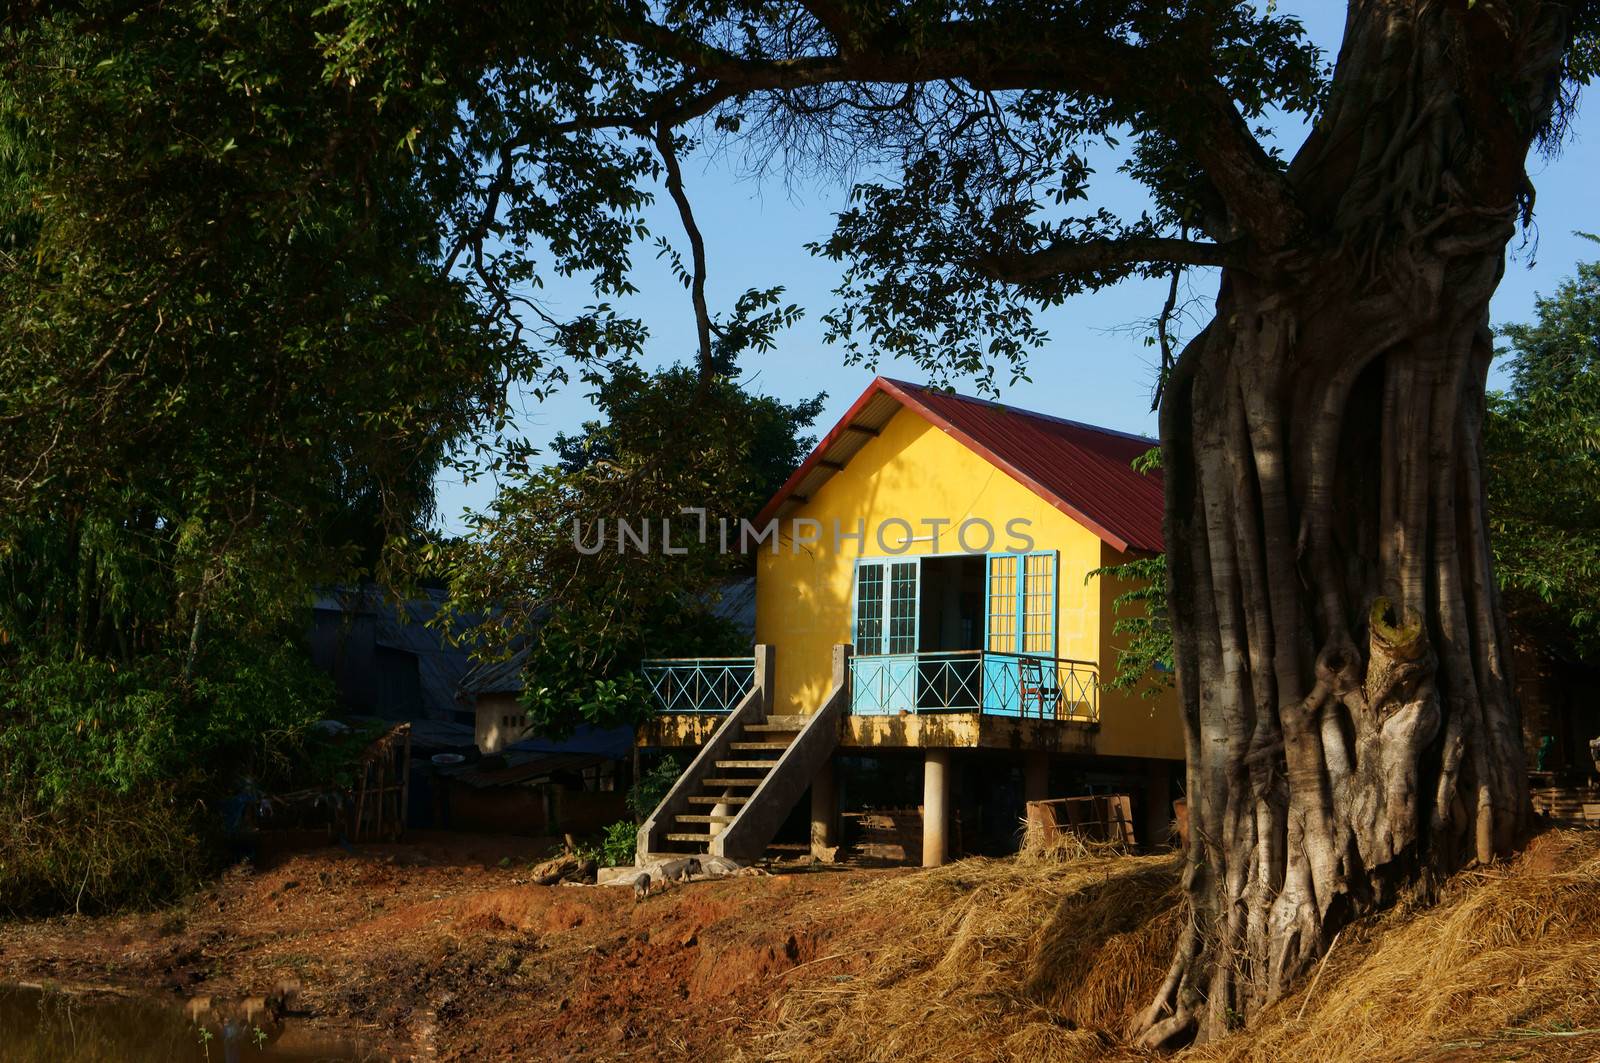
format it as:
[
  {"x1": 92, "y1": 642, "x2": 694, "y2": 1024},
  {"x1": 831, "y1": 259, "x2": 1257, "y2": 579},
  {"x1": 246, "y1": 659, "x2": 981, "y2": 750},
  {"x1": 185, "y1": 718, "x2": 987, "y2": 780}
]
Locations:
[
  {"x1": 676, "y1": 813, "x2": 736, "y2": 824},
  {"x1": 744, "y1": 722, "x2": 803, "y2": 734},
  {"x1": 687, "y1": 795, "x2": 749, "y2": 805},
  {"x1": 714, "y1": 760, "x2": 779, "y2": 770},
  {"x1": 761, "y1": 715, "x2": 812, "y2": 729},
  {"x1": 728, "y1": 741, "x2": 789, "y2": 752},
  {"x1": 702, "y1": 776, "x2": 763, "y2": 787},
  {"x1": 665, "y1": 833, "x2": 712, "y2": 844}
]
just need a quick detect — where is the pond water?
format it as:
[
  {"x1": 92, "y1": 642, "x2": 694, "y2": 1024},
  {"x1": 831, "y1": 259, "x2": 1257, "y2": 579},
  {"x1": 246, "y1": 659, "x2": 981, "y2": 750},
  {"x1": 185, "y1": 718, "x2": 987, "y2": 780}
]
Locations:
[{"x1": 0, "y1": 984, "x2": 379, "y2": 1062}]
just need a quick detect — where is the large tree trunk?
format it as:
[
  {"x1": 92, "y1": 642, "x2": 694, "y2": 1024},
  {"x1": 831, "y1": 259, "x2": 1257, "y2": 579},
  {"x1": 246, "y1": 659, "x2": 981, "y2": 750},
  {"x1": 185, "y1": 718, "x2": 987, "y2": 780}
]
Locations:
[{"x1": 1135, "y1": 1, "x2": 1572, "y2": 1048}]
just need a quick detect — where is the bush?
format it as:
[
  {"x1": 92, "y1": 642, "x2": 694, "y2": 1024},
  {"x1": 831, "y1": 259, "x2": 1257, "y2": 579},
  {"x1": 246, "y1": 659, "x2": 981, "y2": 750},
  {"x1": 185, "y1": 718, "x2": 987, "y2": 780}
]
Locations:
[
  {"x1": 0, "y1": 785, "x2": 213, "y2": 916},
  {"x1": 0, "y1": 638, "x2": 335, "y2": 914},
  {"x1": 0, "y1": 640, "x2": 332, "y2": 804},
  {"x1": 626, "y1": 754, "x2": 682, "y2": 822},
  {"x1": 600, "y1": 820, "x2": 638, "y2": 868}
]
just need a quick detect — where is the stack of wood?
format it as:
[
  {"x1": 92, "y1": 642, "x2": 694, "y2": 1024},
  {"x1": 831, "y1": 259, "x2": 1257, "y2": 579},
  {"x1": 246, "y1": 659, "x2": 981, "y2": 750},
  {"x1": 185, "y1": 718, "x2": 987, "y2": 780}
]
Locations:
[
  {"x1": 1024, "y1": 794, "x2": 1137, "y2": 849},
  {"x1": 842, "y1": 807, "x2": 966, "y2": 864},
  {"x1": 1530, "y1": 781, "x2": 1600, "y2": 828}
]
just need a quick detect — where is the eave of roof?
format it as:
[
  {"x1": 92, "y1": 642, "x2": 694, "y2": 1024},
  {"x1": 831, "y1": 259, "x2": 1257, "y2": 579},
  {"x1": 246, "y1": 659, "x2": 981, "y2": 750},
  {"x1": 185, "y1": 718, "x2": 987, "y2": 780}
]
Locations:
[{"x1": 753, "y1": 376, "x2": 1163, "y2": 554}]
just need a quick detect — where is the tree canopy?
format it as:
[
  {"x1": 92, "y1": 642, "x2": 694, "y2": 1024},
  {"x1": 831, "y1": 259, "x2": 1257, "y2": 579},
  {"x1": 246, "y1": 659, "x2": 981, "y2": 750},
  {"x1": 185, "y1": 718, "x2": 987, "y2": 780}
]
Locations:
[
  {"x1": 1487, "y1": 240, "x2": 1600, "y2": 661},
  {"x1": 0, "y1": 0, "x2": 522, "y2": 911}
]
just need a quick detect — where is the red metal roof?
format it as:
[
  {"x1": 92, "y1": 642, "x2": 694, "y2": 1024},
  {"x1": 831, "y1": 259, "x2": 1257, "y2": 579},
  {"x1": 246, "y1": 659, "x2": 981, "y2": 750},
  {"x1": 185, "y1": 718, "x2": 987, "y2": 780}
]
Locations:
[{"x1": 755, "y1": 377, "x2": 1164, "y2": 553}]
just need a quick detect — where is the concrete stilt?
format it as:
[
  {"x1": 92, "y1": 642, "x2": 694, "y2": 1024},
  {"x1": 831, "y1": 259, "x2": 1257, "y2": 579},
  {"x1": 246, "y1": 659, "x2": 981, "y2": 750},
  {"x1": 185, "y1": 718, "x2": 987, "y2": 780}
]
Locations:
[
  {"x1": 1024, "y1": 749, "x2": 1050, "y2": 803},
  {"x1": 923, "y1": 749, "x2": 952, "y2": 867},
  {"x1": 810, "y1": 757, "x2": 837, "y2": 858},
  {"x1": 1144, "y1": 759, "x2": 1173, "y2": 849}
]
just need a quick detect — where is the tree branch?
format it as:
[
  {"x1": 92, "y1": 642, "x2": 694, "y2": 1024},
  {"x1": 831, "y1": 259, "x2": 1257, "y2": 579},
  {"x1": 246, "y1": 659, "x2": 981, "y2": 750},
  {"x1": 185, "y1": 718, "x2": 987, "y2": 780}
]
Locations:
[
  {"x1": 653, "y1": 122, "x2": 714, "y2": 381},
  {"x1": 973, "y1": 236, "x2": 1242, "y2": 283},
  {"x1": 607, "y1": 8, "x2": 1304, "y2": 246}
]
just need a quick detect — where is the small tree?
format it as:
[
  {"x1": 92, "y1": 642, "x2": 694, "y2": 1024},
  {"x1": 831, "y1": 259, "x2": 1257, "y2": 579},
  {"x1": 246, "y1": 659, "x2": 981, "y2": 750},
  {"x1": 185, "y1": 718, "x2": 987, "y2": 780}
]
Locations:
[{"x1": 441, "y1": 362, "x2": 822, "y2": 737}]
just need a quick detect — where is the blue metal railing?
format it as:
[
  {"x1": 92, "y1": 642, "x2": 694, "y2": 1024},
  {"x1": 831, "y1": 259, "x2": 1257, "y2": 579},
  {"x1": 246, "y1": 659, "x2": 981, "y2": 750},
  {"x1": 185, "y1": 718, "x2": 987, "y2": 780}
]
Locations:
[
  {"x1": 641, "y1": 656, "x2": 756, "y2": 713},
  {"x1": 848, "y1": 649, "x2": 1098, "y2": 722}
]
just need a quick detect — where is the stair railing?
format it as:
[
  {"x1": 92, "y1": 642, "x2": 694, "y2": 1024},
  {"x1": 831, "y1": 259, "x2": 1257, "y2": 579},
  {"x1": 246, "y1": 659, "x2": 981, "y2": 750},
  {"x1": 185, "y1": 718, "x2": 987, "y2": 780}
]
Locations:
[{"x1": 711, "y1": 644, "x2": 850, "y2": 862}]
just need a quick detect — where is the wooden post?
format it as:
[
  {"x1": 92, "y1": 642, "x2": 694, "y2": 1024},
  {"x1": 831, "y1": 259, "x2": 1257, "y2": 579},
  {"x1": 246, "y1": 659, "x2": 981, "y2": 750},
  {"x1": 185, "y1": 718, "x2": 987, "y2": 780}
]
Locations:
[
  {"x1": 373, "y1": 749, "x2": 385, "y2": 843},
  {"x1": 352, "y1": 767, "x2": 367, "y2": 844},
  {"x1": 1144, "y1": 759, "x2": 1173, "y2": 850},
  {"x1": 398, "y1": 726, "x2": 412, "y2": 841}
]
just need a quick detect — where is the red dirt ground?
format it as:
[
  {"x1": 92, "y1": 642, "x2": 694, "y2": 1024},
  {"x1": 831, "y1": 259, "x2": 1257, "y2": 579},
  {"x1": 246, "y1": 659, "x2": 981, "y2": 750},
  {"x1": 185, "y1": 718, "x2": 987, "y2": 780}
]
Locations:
[{"x1": 0, "y1": 831, "x2": 909, "y2": 1060}]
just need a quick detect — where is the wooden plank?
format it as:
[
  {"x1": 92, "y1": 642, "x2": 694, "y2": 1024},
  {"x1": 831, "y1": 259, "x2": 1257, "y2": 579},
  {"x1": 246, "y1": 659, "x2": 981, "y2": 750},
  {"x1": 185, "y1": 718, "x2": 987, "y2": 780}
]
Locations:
[
  {"x1": 398, "y1": 727, "x2": 411, "y2": 842},
  {"x1": 1026, "y1": 795, "x2": 1138, "y2": 846},
  {"x1": 374, "y1": 751, "x2": 385, "y2": 842}
]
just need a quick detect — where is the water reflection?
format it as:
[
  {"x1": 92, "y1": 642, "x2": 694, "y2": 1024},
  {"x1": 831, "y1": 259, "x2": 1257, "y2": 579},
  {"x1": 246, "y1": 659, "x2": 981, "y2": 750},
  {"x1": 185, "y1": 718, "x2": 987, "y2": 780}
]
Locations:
[{"x1": 0, "y1": 984, "x2": 377, "y2": 1062}]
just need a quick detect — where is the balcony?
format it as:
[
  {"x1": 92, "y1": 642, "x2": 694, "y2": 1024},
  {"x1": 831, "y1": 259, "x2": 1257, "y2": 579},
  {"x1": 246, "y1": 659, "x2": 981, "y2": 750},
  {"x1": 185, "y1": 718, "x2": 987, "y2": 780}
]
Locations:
[
  {"x1": 640, "y1": 656, "x2": 756, "y2": 713},
  {"x1": 848, "y1": 649, "x2": 1098, "y2": 722}
]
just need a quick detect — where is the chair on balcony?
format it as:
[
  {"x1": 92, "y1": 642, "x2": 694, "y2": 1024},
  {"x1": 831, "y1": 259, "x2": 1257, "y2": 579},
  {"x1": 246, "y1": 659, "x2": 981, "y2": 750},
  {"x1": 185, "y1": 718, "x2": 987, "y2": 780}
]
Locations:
[{"x1": 1017, "y1": 656, "x2": 1061, "y2": 719}]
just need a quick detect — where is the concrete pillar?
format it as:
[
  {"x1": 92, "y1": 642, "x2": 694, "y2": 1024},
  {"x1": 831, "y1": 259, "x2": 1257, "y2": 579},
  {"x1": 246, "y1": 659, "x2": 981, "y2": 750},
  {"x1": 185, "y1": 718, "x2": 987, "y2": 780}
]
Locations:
[
  {"x1": 1024, "y1": 749, "x2": 1050, "y2": 803},
  {"x1": 810, "y1": 757, "x2": 837, "y2": 857},
  {"x1": 1144, "y1": 759, "x2": 1173, "y2": 850},
  {"x1": 923, "y1": 748, "x2": 952, "y2": 867},
  {"x1": 754, "y1": 643, "x2": 775, "y2": 718},
  {"x1": 832, "y1": 642, "x2": 852, "y2": 691}
]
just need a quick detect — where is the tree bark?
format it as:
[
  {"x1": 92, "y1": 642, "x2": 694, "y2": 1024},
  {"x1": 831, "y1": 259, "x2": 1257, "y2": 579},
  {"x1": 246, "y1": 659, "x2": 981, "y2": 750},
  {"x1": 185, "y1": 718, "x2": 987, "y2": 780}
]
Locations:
[{"x1": 1135, "y1": 0, "x2": 1571, "y2": 1047}]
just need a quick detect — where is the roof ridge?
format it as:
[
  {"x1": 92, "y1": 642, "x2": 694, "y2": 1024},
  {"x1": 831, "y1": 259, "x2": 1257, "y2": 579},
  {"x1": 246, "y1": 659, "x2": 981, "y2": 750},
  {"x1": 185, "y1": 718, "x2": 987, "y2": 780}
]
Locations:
[{"x1": 879, "y1": 377, "x2": 1158, "y2": 446}]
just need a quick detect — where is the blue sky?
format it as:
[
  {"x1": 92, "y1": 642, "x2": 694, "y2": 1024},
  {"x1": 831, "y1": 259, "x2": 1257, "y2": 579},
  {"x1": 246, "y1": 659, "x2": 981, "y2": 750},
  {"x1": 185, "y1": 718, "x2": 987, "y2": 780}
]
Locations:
[{"x1": 434, "y1": 4, "x2": 1600, "y2": 533}]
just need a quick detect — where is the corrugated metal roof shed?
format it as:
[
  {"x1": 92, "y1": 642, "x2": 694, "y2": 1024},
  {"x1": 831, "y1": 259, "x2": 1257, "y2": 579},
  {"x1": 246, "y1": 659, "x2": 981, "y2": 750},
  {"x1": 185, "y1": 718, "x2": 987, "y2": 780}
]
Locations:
[
  {"x1": 446, "y1": 751, "x2": 612, "y2": 789},
  {"x1": 755, "y1": 377, "x2": 1164, "y2": 554},
  {"x1": 457, "y1": 649, "x2": 530, "y2": 696}
]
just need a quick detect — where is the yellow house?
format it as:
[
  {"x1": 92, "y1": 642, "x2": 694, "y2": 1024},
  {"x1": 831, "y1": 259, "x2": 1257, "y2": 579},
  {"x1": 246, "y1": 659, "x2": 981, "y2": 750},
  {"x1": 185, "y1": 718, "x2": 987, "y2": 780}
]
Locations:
[{"x1": 638, "y1": 377, "x2": 1182, "y2": 867}]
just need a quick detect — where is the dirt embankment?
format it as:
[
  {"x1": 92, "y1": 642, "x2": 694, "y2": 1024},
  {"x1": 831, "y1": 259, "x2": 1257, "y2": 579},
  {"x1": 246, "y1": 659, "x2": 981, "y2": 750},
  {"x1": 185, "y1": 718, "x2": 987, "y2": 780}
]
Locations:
[
  {"x1": 2, "y1": 829, "x2": 1598, "y2": 1062},
  {"x1": 0, "y1": 832, "x2": 913, "y2": 1060}
]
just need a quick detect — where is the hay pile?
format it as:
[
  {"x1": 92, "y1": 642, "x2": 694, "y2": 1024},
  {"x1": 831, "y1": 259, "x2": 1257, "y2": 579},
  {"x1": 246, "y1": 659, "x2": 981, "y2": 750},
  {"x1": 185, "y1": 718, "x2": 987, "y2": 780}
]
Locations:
[
  {"x1": 746, "y1": 829, "x2": 1600, "y2": 1063},
  {"x1": 1190, "y1": 829, "x2": 1600, "y2": 1063},
  {"x1": 744, "y1": 836, "x2": 1181, "y2": 1063}
]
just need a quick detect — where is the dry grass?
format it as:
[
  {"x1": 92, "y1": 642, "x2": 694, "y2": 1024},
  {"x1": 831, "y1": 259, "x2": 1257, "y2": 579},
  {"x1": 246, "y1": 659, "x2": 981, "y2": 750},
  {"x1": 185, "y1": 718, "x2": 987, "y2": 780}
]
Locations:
[
  {"x1": 743, "y1": 834, "x2": 1181, "y2": 1062},
  {"x1": 744, "y1": 829, "x2": 1600, "y2": 1063},
  {"x1": 1189, "y1": 829, "x2": 1600, "y2": 1063}
]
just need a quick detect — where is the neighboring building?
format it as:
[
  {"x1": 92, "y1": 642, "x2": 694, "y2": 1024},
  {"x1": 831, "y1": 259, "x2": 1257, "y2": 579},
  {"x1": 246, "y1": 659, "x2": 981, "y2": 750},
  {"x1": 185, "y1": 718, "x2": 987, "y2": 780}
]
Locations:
[
  {"x1": 309, "y1": 587, "x2": 475, "y2": 725},
  {"x1": 458, "y1": 651, "x2": 533, "y2": 756},
  {"x1": 435, "y1": 739, "x2": 632, "y2": 837},
  {"x1": 443, "y1": 656, "x2": 636, "y2": 837},
  {"x1": 637, "y1": 377, "x2": 1184, "y2": 866},
  {"x1": 458, "y1": 578, "x2": 758, "y2": 756}
]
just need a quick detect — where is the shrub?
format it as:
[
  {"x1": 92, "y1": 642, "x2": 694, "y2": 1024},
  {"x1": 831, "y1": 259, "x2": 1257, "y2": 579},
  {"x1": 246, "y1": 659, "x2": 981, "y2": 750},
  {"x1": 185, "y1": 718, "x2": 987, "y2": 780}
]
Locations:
[
  {"x1": 0, "y1": 638, "x2": 335, "y2": 913},
  {"x1": 0, "y1": 785, "x2": 213, "y2": 916},
  {"x1": 599, "y1": 820, "x2": 639, "y2": 868},
  {"x1": 625, "y1": 754, "x2": 682, "y2": 822}
]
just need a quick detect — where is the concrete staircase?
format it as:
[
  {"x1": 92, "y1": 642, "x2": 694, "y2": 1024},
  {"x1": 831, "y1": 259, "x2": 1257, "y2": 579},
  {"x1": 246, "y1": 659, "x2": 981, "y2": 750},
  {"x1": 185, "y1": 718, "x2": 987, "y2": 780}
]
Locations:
[
  {"x1": 638, "y1": 645, "x2": 849, "y2": 864},
  {"x1": 658, "y1": 715, "x2": 811, "y2": 849}
]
